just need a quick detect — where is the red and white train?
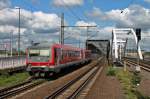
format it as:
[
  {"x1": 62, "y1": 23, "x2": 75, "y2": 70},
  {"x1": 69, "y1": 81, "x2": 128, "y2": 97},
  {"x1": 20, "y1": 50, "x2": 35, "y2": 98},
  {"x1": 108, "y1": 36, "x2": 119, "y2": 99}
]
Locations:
[{"x1": 26, "y1": 43, "x2": 91, "y2": 77}]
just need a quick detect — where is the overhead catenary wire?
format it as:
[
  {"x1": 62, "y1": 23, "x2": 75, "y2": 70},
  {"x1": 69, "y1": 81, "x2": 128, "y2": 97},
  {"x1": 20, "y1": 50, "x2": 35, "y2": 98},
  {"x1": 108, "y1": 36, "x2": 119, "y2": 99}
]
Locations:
[{"x1": 61, "y1": 0, "x2": 83, "y2": 21}]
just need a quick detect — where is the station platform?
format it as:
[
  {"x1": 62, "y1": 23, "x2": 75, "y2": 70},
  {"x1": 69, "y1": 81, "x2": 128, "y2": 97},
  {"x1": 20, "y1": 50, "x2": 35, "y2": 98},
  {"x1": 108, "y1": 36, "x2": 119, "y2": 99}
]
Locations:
[{"x1": 85, "y1": 67, "x2": 124, "y2": 99}]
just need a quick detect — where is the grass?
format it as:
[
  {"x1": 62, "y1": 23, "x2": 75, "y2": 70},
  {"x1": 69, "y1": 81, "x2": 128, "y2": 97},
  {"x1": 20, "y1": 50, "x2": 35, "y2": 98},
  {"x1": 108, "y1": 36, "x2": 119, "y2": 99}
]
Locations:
[
  {"x1": 132, "y1": 72, "x2": 141, "y2": 86},
  {"x1": 135, "y1": 91, "x2": 150, "y2": 99},
  {"x1": 0, "y1": 72, "x2": 30, "y2": 88},
  {"x1": 107, "y1": 66, "x2": 149, "y2": 99},
  {"x1": 115, "y1": 68, "x2": 137, "y2": 99},
  {"x1": 106, "y1": 66, "x2": 116, "y2": 76}
]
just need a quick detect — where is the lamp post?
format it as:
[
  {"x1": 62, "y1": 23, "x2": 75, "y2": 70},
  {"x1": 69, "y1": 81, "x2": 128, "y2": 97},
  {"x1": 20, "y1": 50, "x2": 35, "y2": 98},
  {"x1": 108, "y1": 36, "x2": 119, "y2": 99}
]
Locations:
[
  {"x1": 10, "y1": 30, "x2": 13, "y2": 57},
  {"x1": 15, "y1": 7, "x2": 21, "y2": 56}
]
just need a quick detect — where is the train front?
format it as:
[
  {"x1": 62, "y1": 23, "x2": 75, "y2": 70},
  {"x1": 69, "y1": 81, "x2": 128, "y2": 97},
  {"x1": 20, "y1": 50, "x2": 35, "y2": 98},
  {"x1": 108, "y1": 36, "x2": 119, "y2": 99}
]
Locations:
[{"x1": 26, "y1": 44, "x2": 54, "y2": 77}]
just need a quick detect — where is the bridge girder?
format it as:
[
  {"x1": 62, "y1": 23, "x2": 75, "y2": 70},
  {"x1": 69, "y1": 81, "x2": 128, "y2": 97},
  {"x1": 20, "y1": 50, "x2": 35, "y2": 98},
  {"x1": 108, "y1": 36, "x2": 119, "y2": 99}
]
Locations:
[{"x1": 112, "y1": 28, "x2": 143, "y2": 62}]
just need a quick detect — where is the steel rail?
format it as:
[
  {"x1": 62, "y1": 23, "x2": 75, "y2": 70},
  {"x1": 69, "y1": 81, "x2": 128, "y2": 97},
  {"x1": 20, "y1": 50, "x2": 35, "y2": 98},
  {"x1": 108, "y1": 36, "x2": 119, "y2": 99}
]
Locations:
[
  {"x1": 0, "y1": 79, "x2": 45, "y2": 98},
  {"x1": 124, "y1": 58, "x2": 150, "y2": 72},
  {"x1": 45, "y1": 58, "x2": 103, "y2": 99},
  {"x1": 67, "y1": 66, "x2": 103, "y2": 99},
  {"x1": 0, "y1": 79, "x2": 32, "y2": 94}
]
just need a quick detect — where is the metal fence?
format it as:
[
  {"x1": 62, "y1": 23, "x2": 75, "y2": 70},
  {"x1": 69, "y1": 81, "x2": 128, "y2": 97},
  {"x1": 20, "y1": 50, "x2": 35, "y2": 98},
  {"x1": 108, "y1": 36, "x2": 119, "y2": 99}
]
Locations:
[{"x1": 0, "y1": 56, "x2": 26, "y2": 70}]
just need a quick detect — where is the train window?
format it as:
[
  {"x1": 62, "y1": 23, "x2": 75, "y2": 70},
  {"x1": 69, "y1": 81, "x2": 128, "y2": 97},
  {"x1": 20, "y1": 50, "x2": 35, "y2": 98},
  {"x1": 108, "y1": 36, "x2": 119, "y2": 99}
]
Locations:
[
  {"x1": 40, "y1": 49, "x2": 50, "y2": 56},
  {"x1": 28, "y1": 48, "x2": 51, "y2": 62},
  {"x1": 69, "y1": 51, "x2": 70, "y2": 57},
  {"x1": 68, "y1": 51, "x2": 70, "y2": 57},
  {"x1": 75, "y1": 51, "x2": 79, "y2": 57},
  {"x1": 74, "y1": 51, "x2": 75, "y2": 56},
  {"x1": 29, "y1": 50, "x2": 39, "y2": 56},
  {"x1": 70, "y1": 51, "x2": 72, "y2": 57},
  {"x1": 71, "y1": 51, "x2": 73, "y2": 57},
  {"x1": 67, "y1": 50, "x2": 69, "y2": 57},
  {"x1": 70, "y1": 51, "x2": 71, "y2": 57}
]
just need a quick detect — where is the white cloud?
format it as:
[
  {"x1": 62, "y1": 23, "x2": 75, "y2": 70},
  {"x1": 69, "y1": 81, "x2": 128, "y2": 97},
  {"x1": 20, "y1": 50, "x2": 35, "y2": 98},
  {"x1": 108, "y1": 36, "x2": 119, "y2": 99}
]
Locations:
[
  {"x1": 91, "y1": 26, "x2": 114, "y2": 40},
  {"x1": 86, "y1": 7, "x2": 107, "y2": 20},
  {"x1": 87, "y1": 5, "x2": 150, "y2": 31},
  {"x1": 63, "y1": 25, "x2": 114, "y2": 48},
  {"x1": 53, "y1": 0, "x2": 84, "y2": 7},
  {"x1": 63, "y1": 21, "x2": 99, "y2": 43},
  {"x1": 64, "y1": 28, "x2": 81, "y2": 40},
  {"x1": 0, "y1": 0, "x2": 11, "y2": 9},
  {"x1": 0, "y1": 8, "x2": 61, "y2": 34},
  {"x1": 144, "y1": 0, "x2": 150, "y2": 3},
  {"x1": 75, "y1": 21, "x2": 96, "y2": 26},
  {"x1": 75, "y1": 21, "x2": 97, "y2": 29},
  {"x1": 60, "y1": 21, "x2": 98, "y2": 44},
  {"x1": 0, "y1": 25, "x2": 26, "y2": 35},
  {"x1": 0, "y1": 7, "x2": 62, "y2": 50},
  {"x1": 31, "y1": 11, "x2": 61, "y2": 33}
]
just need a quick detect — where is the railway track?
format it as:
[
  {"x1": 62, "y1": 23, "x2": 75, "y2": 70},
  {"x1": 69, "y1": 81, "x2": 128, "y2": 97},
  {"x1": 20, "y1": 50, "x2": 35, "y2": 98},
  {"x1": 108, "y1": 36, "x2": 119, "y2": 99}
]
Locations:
[
  {"x1": 124, "y1": 58, "x2": 150, "y2": 72},
  {"x1": 0, "y1": 78, "x2": 46, "y2": 99},
  {"x1": 45, "y1": 60, "x2": 103, "y2": 99}
]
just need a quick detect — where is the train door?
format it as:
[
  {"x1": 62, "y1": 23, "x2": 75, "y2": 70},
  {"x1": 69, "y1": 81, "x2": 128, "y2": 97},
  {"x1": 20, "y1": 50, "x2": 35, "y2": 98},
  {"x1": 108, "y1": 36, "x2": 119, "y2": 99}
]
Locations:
[
  {"x1": 54, "y1": 48, "x2": 57, "y2": 64},
  {"x1": 55, "y1": 48, "x2": 61, "y2": 65}
]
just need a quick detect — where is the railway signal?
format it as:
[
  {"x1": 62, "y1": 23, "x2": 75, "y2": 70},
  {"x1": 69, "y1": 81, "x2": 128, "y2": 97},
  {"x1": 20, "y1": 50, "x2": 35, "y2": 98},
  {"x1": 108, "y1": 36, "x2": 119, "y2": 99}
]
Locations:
[{"x1": 136, "y1": 28, "x2": 141, "y2": 41}]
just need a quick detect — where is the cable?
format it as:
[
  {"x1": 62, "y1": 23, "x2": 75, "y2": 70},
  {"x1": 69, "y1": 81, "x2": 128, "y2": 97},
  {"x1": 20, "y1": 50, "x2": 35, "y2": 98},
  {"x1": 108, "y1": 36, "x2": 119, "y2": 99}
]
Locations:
[{"x1": 61, "y1": 0, "x2": 82, "y2": 21}]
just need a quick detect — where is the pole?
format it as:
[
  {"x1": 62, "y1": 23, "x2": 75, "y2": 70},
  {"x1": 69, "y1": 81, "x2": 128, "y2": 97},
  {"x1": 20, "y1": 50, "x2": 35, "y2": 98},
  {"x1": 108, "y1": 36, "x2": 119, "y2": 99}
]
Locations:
[
  {"x1": 10, "y1": 32, "x2": 11, "y2": 56},
  {"x1": 111, "y1": 31, "x2": 114, "y2": 66},
  {"x1": 61, "y1": 13, "x2": 64, "y2": 45},
  {"x1": 86, "y1": 26, "x2": 89, "y2": 49},
  {"x1": 17, "y1": 7, "x2": 21, "y2": 56},
  {"x1": 123, "y1": 39, "x2": 128, "y2": 58},
  {"x1": 10, "y1": 31, "x2": 13, "y2": 57},
  {"x1": 136, "y1": 41, "x2": 141, "y2": 72},
  {"x1": 79, "y1": 38, "x2": 80, "y2": 48},
  {"x1": 5, "y1": 45, "x2": 7, "y2": 57}
]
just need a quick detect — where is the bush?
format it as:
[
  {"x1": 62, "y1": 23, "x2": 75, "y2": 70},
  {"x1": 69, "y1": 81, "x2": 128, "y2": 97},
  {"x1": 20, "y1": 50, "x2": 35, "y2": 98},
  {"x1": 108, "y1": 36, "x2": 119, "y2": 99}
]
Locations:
[{"x1": 106, "y1": 66, "x2": 116, "y2": 76}]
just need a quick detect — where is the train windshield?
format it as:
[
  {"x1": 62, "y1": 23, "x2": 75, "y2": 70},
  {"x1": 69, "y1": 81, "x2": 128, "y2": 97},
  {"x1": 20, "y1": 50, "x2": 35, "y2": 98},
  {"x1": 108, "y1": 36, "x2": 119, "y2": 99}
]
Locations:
[{"x1": 28, "y1": 48, "x2": 51, "y2": 62}]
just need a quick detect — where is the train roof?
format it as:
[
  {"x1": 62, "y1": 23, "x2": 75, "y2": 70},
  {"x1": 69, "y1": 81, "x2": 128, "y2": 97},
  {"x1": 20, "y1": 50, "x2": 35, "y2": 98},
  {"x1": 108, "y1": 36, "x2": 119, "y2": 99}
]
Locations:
[
  {"x1": 28, "y1": 43, "x2": 82, "y2": 51},
  {"x1": 52, "y1": 44, "x2": 82, "y2": 51},
  {"x1": 28, "y1": 43, "x2": 53, "y2": 49}
]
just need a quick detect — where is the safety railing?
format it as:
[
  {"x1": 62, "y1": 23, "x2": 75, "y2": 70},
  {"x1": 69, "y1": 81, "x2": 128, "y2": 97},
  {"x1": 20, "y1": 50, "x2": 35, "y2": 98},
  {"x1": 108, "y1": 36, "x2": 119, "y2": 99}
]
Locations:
[{"x1": 0, "y1": 56, "x2": 26, "y2": 69}]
